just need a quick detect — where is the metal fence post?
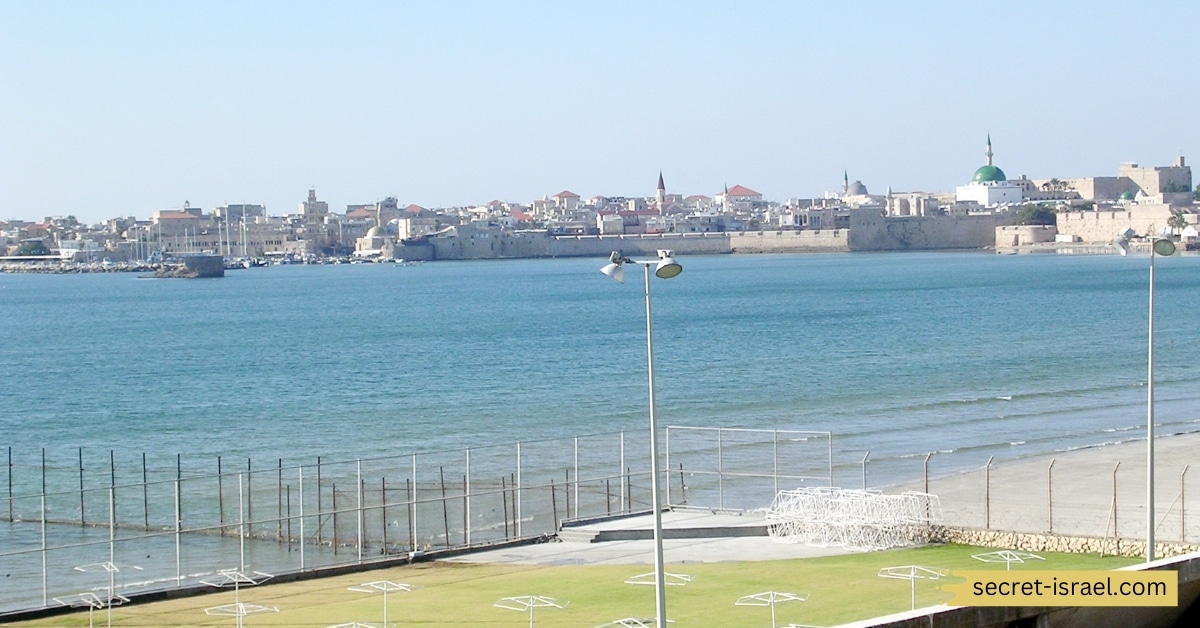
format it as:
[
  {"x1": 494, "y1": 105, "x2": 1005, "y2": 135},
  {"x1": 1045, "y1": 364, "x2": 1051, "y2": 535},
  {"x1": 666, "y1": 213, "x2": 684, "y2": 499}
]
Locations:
[
  {"x1": 516, "y1": 441, "x2": 522, "y2": 537},
  {"x1": 774, "y1": 431, "x2": 780, "y2": 496},
  {"x1": 356, "y1": 460, "x2": 364, "y2": 563},
  {"x1": 1113, "y1": 461, "x2": 1121, "y2": 541},
  {"x1": 828, "y1": 435, "x2": 834, "y2": 487},
  {"x1": 861, "y1": 451, "x2": 870, "y2": 491},
  {"x1": 718, "y1": 428, "x2": 724, "y2": 509},
  {"x1": 665, "y1": 427, "x2": 672, "y2": 506},
  {"x1": 298, "y1": 465, "x2": 305, "y2": 571},
  {"x1": 984, "y1": 456, "x2": 994, "y2": 529},
  {"x1": 173, "y1": 477, "x2": 181, "y2": 587},
  {"x1": 573, "y1": 437, "x2": 579, "y2": 521},
  {"x1": 1182, "y1": 464, "x2": 1189, "y2": 543},
  {"x1": 619, "y1": 432, "x2": 626, "y2": 513},
  {"x1": 923, "y1": 453, "x2": 932, "y2": 494},
  {"x1": 79, "y1": 447, "x2": 85, "y2": 526},
  {"x1": 1047, "y1": 459, "x2": 1055, "y2": 534},
  {"x1": 316, "y1": 456, "x2": 323, "y2": 548},
  {"x1": 411, "y1": 454, "x2": 418, "y2": 549},
  {"x1": 465, "y1": 447, "x2": 472, "y2": 546},
  {"x1": 142, "y1": 452, "x2": 149, "y2": 530}
]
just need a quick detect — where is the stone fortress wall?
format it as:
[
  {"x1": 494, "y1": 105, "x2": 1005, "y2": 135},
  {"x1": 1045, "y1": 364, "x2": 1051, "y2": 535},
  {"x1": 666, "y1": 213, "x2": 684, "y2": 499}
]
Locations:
[
  {"x1": 395, "y1": 211, "x2": 1001, "y2": 261},
  {"x1": 1056, "y1": 204, "x2": 1178, "y2": 243}
]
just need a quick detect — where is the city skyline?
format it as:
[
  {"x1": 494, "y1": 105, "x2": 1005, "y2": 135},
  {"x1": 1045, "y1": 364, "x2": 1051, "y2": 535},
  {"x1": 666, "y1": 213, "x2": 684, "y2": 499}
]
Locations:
[{"x1": 3, "y1": 1, "x2": 1198, "y2": 224}]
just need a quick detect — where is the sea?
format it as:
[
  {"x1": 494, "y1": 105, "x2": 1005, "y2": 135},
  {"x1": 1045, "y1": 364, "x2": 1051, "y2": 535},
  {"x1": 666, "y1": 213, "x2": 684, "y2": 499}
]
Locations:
[
  {"x1": 3, "y1": 251, "x2": 1200, "y2": 487},
  {"x1": 3, "y1": 250, "x2": 1200, "y2": 611}
]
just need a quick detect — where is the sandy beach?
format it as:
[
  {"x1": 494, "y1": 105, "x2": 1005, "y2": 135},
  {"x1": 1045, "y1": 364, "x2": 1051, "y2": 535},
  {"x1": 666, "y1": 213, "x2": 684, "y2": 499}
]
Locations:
[{"x1": 893, "y1": 430, "x2": 1200, "y2": 543}]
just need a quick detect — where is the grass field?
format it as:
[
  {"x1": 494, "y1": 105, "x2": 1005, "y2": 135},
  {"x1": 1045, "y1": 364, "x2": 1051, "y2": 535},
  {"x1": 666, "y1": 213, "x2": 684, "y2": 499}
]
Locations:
[{"x1": 10, "y1": 544, "x2": 1139, "y2": 627}]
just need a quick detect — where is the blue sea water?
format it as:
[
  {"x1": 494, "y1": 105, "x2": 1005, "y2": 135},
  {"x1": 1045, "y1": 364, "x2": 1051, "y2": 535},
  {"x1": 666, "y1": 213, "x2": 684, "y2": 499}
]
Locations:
[{"x1": 2, "y1": 251, "x2": 1200, "y2": 485}]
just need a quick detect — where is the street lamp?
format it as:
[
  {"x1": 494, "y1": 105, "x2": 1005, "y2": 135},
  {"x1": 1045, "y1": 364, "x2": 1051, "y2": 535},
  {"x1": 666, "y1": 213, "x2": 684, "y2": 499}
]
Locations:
[
  {"x1": 1113, "y1": 234, "x2": 1176, "y2": 562},
  {"x1": 600, "y1": 249, "x2": 682, "y2": 628}
]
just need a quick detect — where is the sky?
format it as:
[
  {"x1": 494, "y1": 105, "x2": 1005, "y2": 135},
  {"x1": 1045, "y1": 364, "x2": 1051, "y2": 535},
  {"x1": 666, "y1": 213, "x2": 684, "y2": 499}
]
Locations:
[{"x1": 2, "y1": 0, "x2": 1198, "y2": 225}]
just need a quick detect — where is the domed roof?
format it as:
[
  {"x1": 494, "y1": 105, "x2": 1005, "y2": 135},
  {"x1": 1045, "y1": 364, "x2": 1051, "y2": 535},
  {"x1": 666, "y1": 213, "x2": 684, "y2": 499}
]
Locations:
[
  {"x1": 1119, "y1": 191, "x2": 1135, "y2": 201},
  {"x1": 846, "y1": 180, "x2": 868, "y2": 196},
  {"x1": 972, "y1": 165, "x2": 1007, "y2": 183},
  {"x1": 366, "y1": 226, "x2": 386, "y2": 238}
]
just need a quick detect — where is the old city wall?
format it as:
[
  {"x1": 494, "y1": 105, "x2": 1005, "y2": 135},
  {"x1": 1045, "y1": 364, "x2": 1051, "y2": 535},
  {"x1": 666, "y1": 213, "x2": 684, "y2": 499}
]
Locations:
[
  {"x1": 395, "y1": 216, "x2": 990, "y2": 261},
  {"x1": 402, "y1": 232, "x2": 735, "y2": 260},
  {"x1": 729, "y1": 229, "x2": 848, "y2": 253},
  {"x1": 848, "y1": 209, "x2": 1009, "y2": 250},
  {"x1": 1056, "y1": 205, "x2": 1176, "y2": 243},
  {"x1": 547, "y1": 233, "x2": 732, "y2": 257}
]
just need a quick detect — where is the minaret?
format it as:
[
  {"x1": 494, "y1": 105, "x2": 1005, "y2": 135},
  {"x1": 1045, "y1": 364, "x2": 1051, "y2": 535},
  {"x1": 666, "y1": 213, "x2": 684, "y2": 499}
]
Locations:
[
  {"x1": 656, "y1": 171, "x2": 666, "y2": 214},
  {"x1": 985, "y1": 134, "x2": 994, "y2": 167},
  {"x1": 843, "y1": 171, "x2": 849, "y2": 195}
]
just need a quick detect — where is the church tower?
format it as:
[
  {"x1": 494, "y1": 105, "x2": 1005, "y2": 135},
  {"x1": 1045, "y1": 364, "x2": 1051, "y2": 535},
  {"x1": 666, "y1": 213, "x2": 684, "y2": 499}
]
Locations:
[{"x1": 656, "y1": 171, "x2": 666, "y2": 213}]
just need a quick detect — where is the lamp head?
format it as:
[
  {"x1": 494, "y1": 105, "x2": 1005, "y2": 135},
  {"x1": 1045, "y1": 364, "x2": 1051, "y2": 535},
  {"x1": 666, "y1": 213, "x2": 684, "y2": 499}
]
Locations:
[
  {"x1": 654, "y1": 250, "x2": 682, "y2": 279},
  {"x1": 601, "y1": 251, "x2": 627, "y2": 283},
  {"x1": 1153, "y1": 238, "x2": 1176, "y2": 257},
  {"x1": 600, "y1": 262, "x2": 625, "y2": 283}
]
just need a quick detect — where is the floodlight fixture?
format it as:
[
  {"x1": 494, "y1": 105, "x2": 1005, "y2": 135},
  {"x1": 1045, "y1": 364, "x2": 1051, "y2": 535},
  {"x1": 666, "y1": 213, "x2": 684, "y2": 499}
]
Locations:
[
  {"x1": 599, "y1": 249, "x2": 684, "y2": 628},
  {"x1": 1114, "y1": 232, "x2": 1177, "y2": 561},
  {"x1": 654, "y1": 250, "x2": 682, "y2": 279}
]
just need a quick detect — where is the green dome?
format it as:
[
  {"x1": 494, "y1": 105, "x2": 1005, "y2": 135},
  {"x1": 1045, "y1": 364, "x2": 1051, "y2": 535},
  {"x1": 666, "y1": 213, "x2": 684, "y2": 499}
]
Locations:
[
  {"x1": 1119, "y1": 191, "x2": 1135, "y2": 201},
  {"x1": 972, "y1": 165, "x2": 1007, "y2": 183}
]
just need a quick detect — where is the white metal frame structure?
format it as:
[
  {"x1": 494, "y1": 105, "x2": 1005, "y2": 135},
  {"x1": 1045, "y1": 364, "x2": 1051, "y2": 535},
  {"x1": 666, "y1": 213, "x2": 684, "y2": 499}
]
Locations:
[
  {"x1": 735, "y1": 591, "x2": 809, "y2": 628},
  {"x1": 766, "y1": 488, "x2": 942, "y2": 551},
  {"x1": 494, "y1": 595, "x2": 566, "y2": 628},
  {"x1": 347, "y1": 580, "x2": 416, "y2": 628},
  {"x1": 877, "y1": 565, "x2": 948, "y2": 611},
  {"x1": 970, "y1": 550, "x2": 1045, "y2": 571}
]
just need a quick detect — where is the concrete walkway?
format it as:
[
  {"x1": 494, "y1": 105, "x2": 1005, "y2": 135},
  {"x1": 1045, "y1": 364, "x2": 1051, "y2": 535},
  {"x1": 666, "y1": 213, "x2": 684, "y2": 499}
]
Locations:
[{"x1": 440, "y1": 509, "x2": 848, "y2": 566}]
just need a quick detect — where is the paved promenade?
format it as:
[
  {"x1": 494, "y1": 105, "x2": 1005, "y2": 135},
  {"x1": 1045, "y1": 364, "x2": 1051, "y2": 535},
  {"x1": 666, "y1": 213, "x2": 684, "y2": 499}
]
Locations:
[{"x1": 446, "y1": 432, "x2": 1200, "y2": 567}]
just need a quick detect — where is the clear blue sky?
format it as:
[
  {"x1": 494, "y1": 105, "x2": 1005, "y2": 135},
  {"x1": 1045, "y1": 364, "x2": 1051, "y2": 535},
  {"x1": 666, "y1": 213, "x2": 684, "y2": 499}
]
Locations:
[{"x1": 2, "y1": 0, "x2": 1196, "y2": 224}]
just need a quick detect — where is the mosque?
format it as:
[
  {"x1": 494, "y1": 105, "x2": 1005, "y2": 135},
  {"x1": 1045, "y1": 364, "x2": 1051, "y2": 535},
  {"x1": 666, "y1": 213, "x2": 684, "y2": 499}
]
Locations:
[{"x1": 954, "y1": 136, "x2": 1025, "y2": 206}]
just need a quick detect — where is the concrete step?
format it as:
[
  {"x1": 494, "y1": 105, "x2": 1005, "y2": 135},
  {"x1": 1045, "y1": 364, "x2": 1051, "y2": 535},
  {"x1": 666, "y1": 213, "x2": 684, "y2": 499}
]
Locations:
[{"x1": 556, "y1": 528, "x2": 601, "y2": 543}]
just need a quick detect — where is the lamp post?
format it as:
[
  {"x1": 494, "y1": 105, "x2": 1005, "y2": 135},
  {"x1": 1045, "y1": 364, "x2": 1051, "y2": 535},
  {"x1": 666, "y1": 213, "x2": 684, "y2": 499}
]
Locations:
[
  {"x1": 600, "y1": 249, "x2": 682, "y2": 628},
  {"x1": 1113, "y1": 235, "x2": 1176, "y2": 562}
]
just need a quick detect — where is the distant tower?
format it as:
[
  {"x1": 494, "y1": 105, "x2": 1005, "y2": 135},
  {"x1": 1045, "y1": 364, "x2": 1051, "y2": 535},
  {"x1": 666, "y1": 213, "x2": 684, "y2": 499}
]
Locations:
[
  {"x1": 301, "y1": 188, "x2": 329, "y2": 225},
  {"x1": 843, "y1": 171, "x2": 849, "y2": 195},
  {"x1": 985, "y1": 134, "x2": 994, "y2": 167},
  {"x1": 656, "y1": 171, "x2": 666, "y2": 213}
]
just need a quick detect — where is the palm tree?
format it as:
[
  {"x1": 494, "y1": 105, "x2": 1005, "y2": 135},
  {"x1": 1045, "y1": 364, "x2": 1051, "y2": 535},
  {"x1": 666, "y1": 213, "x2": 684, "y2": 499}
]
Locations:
[{"x1": 1167, "y1": 210, "x2": 1188, "y2": 237}]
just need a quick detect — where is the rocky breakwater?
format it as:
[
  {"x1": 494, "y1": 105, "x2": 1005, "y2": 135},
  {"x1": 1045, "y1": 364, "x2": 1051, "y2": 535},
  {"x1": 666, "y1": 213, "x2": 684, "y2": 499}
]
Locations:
[
  {"x1": 933, "y1": 525, "x2": 1200, "y2": 559},
  {"x1": 152, "y1": 254, "x2": 225, "y2": 278}
]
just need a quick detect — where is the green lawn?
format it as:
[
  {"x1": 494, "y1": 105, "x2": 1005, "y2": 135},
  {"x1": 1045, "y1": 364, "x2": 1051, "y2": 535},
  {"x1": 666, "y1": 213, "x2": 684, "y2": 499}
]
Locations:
[{"x1": 11, "y1": 545, "x2": 1139, "y2": 627}]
